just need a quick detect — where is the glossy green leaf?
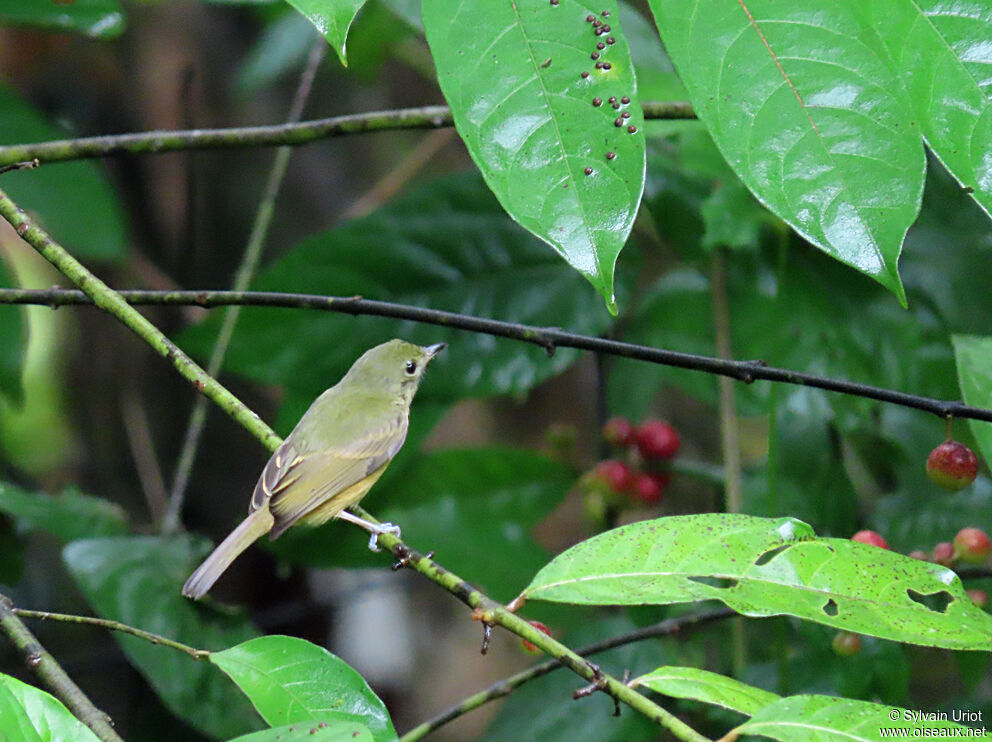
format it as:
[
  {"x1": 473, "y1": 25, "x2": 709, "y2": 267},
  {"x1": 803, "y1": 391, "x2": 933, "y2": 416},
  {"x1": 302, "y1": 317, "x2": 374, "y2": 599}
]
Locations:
[
  {"x1": 0, "y1": 258, "x2": 26, "y2": 404},
  {"x1": 869, "y1": 2, "x2": 992, "y2": 219},
  {"x1": 273, "y1": 448, "x2": 572, "y2": 601},
  {"x1": 0, "y1": 674, "x2": 99, "y2": 742},
  {"x1": 62, "y1": 536, "x2": 262, "y2": 739},
  {"x1": 523, "y1": 514, "x2": 992, "y2": 650},
  {"x1": 211, "y1": 635, "x2": 396, "y2": 742},
  {"x1": 0, "y1": 84, "x2": 126, "y2": 261},
  {"x1": 737, "y1": 694, "x2": 973, "y2": 741},
  {"x1": 952, "y1": 335, "x2": 992, "y2": 467},
  {"x1": 423, "y1": 0, "x2": 645, "y2": 312},
  {"x1": 284, "y1": 0, "x2": 368, "y2": 66},
  {"x1": 179, "y1": 174, "x2": 617, "y2": 409},
  {"x1": 649, "y1": 0, "x2": 924, "y2": 302},
  {"x1": 0, "y1": 483, "x2": 127, "y2": 542},
  {"x1": 0, "y1": 0, "x2": 123, "y2": 37},
  {"x1": 631, "y1": 666, "x2": 779, "y2": 716},
  {"x1": 228, "y1": 721, "x2": 373, "y2": 742},
  {"x1": 482, "y1": 616, "x2": 665, "y2": 742}
]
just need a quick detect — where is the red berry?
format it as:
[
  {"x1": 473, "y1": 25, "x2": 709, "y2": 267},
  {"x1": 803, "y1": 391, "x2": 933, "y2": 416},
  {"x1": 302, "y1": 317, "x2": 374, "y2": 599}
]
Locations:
[
  {"x1": 631, "y1": 472, "x2": 669, "y2": 504},
  {"x1": 635, "y1": 420, "x2": 680, "y2": 460},
  {"x1": 908, "y1": 549, "x2": 930, "y2": 561},
  {"x1": 953, "y1": 527, "x2": 991, "y2": 564},
  {"x1": 603, "y1": 417, "x2": 635, "y2": 447},
  {"x1": 926, "y1": 440, "x2": 979, "y2": 491},
  {"x1": 519, "y1": 620, "x2": 551, "y2": 653},
  {"x1": 831, "y1": 631, "x2": 862, "y2": 657},
  {"x1": 592, "y1": 459, "x2": 631, "y2": 494},
  {"x1": 933, "y1": 541, "x2": 955, "y2": 566},
  {"x1": 851, "y1": 530, "x2": 888, "y2": 549},
  {"x1": 968, "y1": 589, "x2": 988, "y2": 609}
]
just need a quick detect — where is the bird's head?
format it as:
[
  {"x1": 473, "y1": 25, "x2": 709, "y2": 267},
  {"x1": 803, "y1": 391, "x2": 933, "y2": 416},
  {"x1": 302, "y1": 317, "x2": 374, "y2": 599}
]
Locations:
[{"x1": 345, "y1": 339, "x2": 446, "y2": 405}]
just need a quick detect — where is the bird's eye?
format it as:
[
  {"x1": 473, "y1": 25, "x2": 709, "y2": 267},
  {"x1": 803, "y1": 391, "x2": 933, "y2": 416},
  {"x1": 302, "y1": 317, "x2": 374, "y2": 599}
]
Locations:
[{"x1": 405, "y1": 360, "x2": 418, "y2": 375}]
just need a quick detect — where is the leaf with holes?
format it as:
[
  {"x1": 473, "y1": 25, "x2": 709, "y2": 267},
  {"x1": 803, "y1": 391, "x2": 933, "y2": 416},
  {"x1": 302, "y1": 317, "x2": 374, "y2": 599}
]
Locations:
[
  {"x1": 211, "y1": 635, "x2": 397, "y2": 742},
  {"x1": 522, "y1": 514, "x2": 992, "y2": 650},
  {"x1": 423, "y1": 0, "x2": 645, "y2": 313},
  {"x1": 868, "y1": 2, "x2": 992, "y2": 219},
  {"x1": 631, "y1": 666, "x2": 779, "y2": 716},
  {"x1": 649, "y1": 0, "x2": 924, "y2": 303},
  {"x1": 953, "y1": 335, "x2": 992, "y2": 467},
  {"x1": 284, "y1": 0, "x2": 367, "y2": 66},
  {"x1": 738, "y1": 694, "x2": 973, "y2": 741}
]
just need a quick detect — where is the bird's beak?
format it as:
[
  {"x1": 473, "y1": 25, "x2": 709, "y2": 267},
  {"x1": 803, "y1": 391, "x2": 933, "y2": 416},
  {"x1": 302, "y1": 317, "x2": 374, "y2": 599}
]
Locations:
[{"x1": 424, "y1": 342, "x2": 447, "y2": 359}]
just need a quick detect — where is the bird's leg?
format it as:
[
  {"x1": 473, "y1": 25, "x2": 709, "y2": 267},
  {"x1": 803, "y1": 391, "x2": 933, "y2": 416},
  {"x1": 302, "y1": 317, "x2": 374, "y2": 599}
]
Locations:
[{"x1": 338, "y1": 510, "x2": 401, "y2": 552}]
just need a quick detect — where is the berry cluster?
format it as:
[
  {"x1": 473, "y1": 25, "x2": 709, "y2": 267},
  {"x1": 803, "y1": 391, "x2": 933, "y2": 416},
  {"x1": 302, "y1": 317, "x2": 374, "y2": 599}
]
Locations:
[{"x1": 582, "y1": 417, "x2": 680, "y2": 507}]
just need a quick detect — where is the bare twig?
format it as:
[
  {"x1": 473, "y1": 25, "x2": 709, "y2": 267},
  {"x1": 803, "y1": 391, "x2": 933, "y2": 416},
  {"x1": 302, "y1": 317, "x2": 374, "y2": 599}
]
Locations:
[
  {"x1": 0, "y1": 159, "x2": 39, "y2": 175},
  {"x1": 121, "y1": 388, "x2": 169, "y2": 523}
]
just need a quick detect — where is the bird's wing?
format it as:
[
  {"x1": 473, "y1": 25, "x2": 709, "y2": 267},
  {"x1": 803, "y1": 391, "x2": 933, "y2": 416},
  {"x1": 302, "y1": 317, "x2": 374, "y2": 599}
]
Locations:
[{"x1": 251, "y1": 413, "x2": 408, "y2": 531}]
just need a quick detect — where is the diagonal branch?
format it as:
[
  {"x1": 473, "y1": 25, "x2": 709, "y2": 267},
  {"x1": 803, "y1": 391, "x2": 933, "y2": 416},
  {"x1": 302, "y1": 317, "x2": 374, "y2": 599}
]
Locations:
[
  {"x1": 0, "y1": 102, "x2": 695, "y2": 167},
  {"x1": 0, "y1": 287, "x2": 988, "y2": 424}
]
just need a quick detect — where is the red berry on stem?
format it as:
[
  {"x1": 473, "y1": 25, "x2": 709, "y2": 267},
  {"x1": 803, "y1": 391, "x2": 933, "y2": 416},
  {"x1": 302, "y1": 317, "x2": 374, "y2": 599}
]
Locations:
[
  {"x1": 592, "y1": 459, "x2": 631, "y2": 494},
  {"x1": 831, "y1": 631, "x2": 862, "y2": 657},
  {"x1": 908, "y1": 549, "x2": 930, "y2": 561},
  {"x1": 631, "y1": 472, "x2": 669, "y2": 504},
  {"x1": 933, "y1": 541, "x2": 955, "y2": 566},
  {"x1": 603, "y1": 416, "x2": 635, "y2": 447},
  {"x1": 926, "y1": 440, "x2": 978, "y2": 490},
  {"x1": 968, "y1": 589, "x2": 988, "y2": 609},
  {"x1": 520, "y1": 620, "x2": 551, "y2": 653},
  {"x1": 851, "y1": 530, "x2": 888, "y2": 549},
  {"x1": 954, "y1": 527, "x2": 991, "y2": 564},
  {"x1": 636, "y1": 420, "x2": 680, "y2": 460}
]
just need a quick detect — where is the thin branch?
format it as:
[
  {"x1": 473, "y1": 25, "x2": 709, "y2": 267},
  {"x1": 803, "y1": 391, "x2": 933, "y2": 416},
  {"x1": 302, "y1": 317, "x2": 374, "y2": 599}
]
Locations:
[
  {"x1": 0, "y1": 287, "x2": 989, "y2": 424},
  {"x1": 121, "y1": 387, "x2": 169, "y2": 523},
  {"x1": 162, "y1": 37, "x2": 326, "y2": 534},
  {"x1": 0, "y1": 158, "x2": 39, "y2": 175},
  {"x1": 0, "y1": 102, "x2": 696, "y2": 167},
  {"x1": 0, "y1": 596, "x2": 125, "y2": 742},
  {"x1": 13, "y1": 608, "x2": 209, "y2": 661},
  {"x1": 0, "y1": 189, "x2": 708, "y2": 742},
  {"x1": 400, "y1": 607, "x2": 734, "y2": 742}
]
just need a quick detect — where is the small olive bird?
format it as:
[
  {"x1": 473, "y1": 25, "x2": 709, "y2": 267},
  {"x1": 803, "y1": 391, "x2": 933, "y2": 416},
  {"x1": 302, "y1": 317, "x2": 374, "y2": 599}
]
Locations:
[{"x1": 182, "y1": 339, "x2": 445, "y2": 599}]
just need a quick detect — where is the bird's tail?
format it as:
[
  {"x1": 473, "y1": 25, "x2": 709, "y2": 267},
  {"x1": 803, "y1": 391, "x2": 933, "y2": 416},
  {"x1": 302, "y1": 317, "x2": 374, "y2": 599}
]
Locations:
[{"x1": 182, "y1": 507, "x2": 275, "y2": 600}]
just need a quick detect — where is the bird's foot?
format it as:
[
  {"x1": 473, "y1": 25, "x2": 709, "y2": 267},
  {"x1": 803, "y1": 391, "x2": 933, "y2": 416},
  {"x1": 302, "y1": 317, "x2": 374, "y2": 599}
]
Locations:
[{"x1": 368, "y1": 522, "x2": 401, "y2": 552}]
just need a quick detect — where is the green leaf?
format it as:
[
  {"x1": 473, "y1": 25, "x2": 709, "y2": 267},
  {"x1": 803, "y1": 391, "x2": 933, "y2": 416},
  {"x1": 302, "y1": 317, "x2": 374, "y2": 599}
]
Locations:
[
  {"x1": 273, "y1": 448, "x2": 572, "y2": 601},
  {"x1": 228, "y1": 721, "x2": 374, "y2": 742},
  {"x1": 522, "y1": 514, "x2": 992, "y2": 650},
  {"x1": 284, "y1": 0, "x2": 369, "y2": 66},
  {"x1": 236, "y1": 11, "x2": 318, "y2": 95},
  {"x1": 649, "y1": 0, "x2": 924, "y2": 302},
  {"x1": 482, "y1": 616, "x2": 665, "y2": 742},
  {"x1": 0, "y1": 84, "x2": 126, "y2": 261},
  {"x1": 63, "y1": 536, "x2": 262, "y2": 739},
  {"x1": 869, "y1": 2, "x2": 992, "y2": 219},
  {"x1": 0, "y1": 483, "x2": 127, "y2": 542},
  {"x1": 0, "y1": 0, "x2": 123, "y2": 37},
  {"x1": 179, "y1": 174, "x2": 617, "y2": 408},
  {"x1": 737, "y1": 694, "x2": 973, "y2": 742},
  {"x1": 952, "y1": 335, "x2": 992, "y2": 467},
  {"x1": 423, "y1": 0, "x2": 646, "y2": 312},
  {"x1": 211, "y1": 635, "x2": 396, "y2": 742},
  {"x1": 631, "y1": 666, "x2": 779, "y2": 716},
  {"x1": 0, "y1": 258, "x2": 26, "y2": 403},
  {"x1": 0, "y1": 674, "x2": 99, "y2": 742}
]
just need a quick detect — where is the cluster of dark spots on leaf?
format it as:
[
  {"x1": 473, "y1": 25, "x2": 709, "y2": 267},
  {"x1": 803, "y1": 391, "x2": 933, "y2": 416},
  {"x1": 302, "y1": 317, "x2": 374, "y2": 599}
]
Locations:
[
  {"x1": 688, "y1": 575, "x2": 738, "y2": 590},
  {"x1": 612, "y1": 101, "x2": 621, "y2": 109},
  {"x1": 592, "y1": 97, "x2": 602, "y2": 106},
  {"x1": 602, "y1": 62, "x2": 611, "y2": 69},
  {"x1": 907, "y1": 589, "x2": 954, "y2": 614},
  {"x1": 754, "y1": 544, "x2": 790, "y2": 566},
  {"x1": 822, "y1": 598, "x2": 839, "y2": 616}
]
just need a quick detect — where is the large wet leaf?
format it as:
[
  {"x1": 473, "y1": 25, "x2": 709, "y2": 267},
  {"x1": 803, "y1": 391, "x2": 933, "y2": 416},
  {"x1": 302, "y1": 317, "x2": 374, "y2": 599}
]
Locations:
[
  {"x1": 649, "y1": 0, "x2": 924, "y2": 302},
  {"x1": 952, "y1": 335, "x2": 992, "y2": 467},
  {"x1": 737, "y1": 694, "x2": 973, "y2": 741},
  {"x1": 63, "y1": 536, "x2": 262, "y2": 739},
  {"x1": 631, "y1": 666, "x2": 778, "y2": 716},
  {"x1": 869, "y1": 2, "x2": 992, "y2": 219},
  {"x1": 523, "y1": 514, "x2": 992, "y2": 650},
  {"x1": 0, "y1": 84, "x2": 126, "y2": 261},
  {"x1": 284, "y1": 0, "x2": 367, "y2": 66},
  {"x1": 423, "y1": 0, "x2": 645, "y2": 312},
  {"x1": 0, "y1": 0, "x2": 123, "y2": 37},
  {"x1": 179, "y1": 174, "x2": 616, "y2": 410},
  {"x1": 211, "y1": 635, "x2": 396, "y2": 742},
  {"x1": 0, "y1": 674, "x2": 99, "y2": 742},
  {"x1": 229, "y1": 722, "x2": 373, "y2": 742}
]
